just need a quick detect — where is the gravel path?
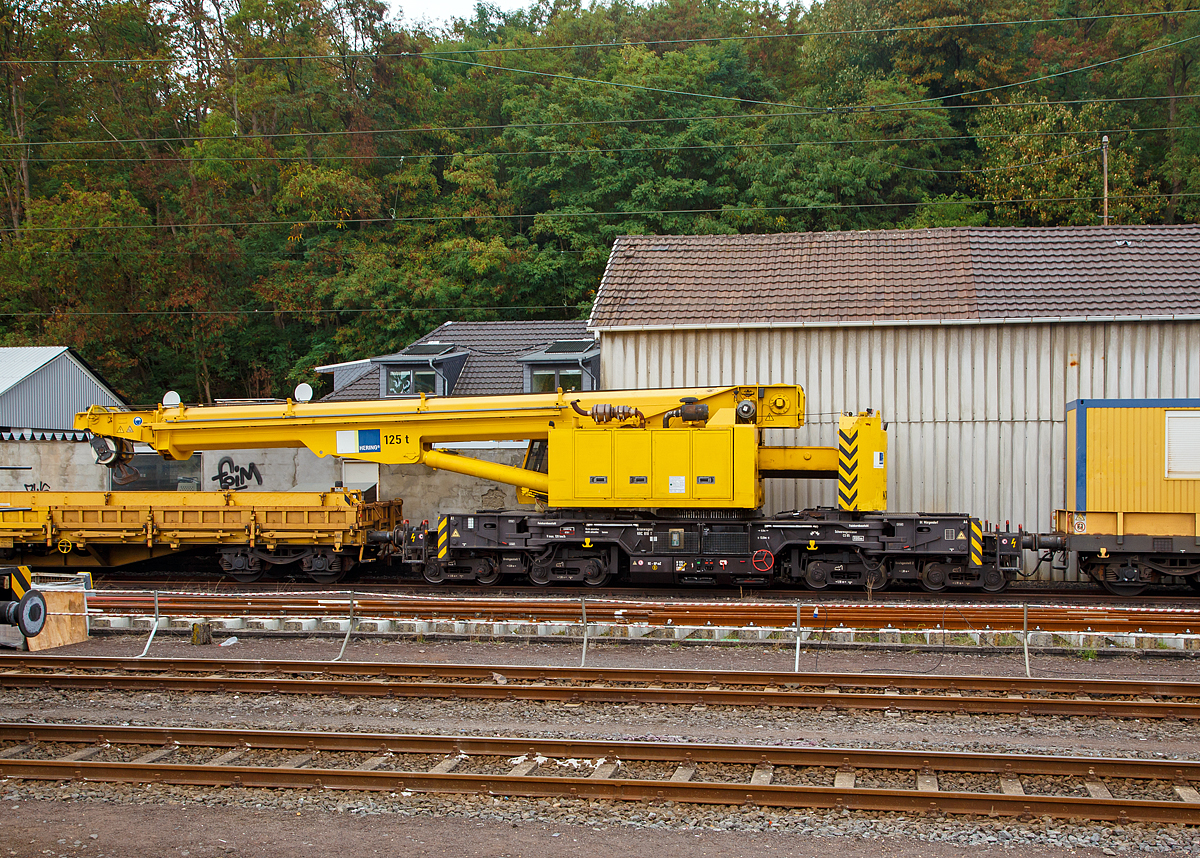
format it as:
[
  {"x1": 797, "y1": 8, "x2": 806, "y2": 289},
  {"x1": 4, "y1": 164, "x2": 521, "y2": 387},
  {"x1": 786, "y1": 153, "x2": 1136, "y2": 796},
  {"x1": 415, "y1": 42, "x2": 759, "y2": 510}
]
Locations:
[{"x1": 2, "y1": 635, "x2": 1199, "y2": 857}]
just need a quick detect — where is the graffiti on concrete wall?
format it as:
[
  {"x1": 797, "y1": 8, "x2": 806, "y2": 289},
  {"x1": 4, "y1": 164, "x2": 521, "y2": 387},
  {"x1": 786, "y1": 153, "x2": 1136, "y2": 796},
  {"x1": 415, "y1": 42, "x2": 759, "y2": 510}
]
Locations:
[
  {"x1": 24, "y1": 481, "x2": 50, "y2": 491},
  {"x1": 211, "y1": 457, "x2": 263, "y2": 491}
]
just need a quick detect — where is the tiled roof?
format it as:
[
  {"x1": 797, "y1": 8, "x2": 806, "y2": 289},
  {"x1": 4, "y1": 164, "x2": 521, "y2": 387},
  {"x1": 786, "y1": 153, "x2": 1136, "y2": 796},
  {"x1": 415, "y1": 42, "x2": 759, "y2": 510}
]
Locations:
[
  {"x1": 589, "y1": 225, "x2": 1200, "y2": 328},
  {"x1": 321, "y1": 362, "x2": 381, "y2": 402},
  {"x1": 419, "y1": 320, "x2": 589, "y2": 395},
  {"x1": 321, "y1": 320, "x2": 590, "y2": 400}
]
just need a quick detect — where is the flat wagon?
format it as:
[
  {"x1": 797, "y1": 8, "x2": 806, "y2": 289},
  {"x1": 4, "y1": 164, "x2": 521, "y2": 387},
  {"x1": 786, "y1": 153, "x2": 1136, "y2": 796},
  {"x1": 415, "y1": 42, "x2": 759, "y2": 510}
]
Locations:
[{"x1": 0, "y1": 489, "x2": 403, "y2": 583}]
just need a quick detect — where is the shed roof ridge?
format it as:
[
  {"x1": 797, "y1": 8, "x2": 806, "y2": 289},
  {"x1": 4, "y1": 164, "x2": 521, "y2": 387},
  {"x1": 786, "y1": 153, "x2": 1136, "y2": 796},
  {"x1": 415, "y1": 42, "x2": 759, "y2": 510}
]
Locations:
[{"x1": 0, "y1": 345, "x2": 69, "y2": 398}]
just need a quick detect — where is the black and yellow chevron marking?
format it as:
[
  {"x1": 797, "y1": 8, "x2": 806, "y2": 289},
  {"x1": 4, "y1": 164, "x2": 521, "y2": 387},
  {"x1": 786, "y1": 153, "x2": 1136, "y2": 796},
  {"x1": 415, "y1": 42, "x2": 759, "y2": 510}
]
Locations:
[
  {"x1": 437, "y1": 518, "x2": 449, "y2": 560},
  {"x1": 838, "y1": 428, "x2": 859, "y2": 510},
  {"x1": 969, "y1": 521, "x2": 983, "y2": 566},
  {"x1": 7, "y1": 565, "x2": 32, "y2": 599}
]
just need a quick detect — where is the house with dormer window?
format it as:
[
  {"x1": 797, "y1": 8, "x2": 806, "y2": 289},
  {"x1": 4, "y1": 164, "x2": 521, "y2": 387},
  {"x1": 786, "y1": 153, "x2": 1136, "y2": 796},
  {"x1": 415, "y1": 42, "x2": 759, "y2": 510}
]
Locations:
[
  {"x1": 317, "y1": 320, "x2": 598, "y2": 401},
  {"x1": 311, "y1": 320, "x2": 599, "y2": 521}
]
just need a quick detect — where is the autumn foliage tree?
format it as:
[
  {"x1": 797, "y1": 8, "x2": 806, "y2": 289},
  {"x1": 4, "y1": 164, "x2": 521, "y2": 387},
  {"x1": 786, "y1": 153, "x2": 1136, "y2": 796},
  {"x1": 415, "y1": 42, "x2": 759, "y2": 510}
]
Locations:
[{"x1": 0, "y1": 0, "x2": 1195, "y2": 403}]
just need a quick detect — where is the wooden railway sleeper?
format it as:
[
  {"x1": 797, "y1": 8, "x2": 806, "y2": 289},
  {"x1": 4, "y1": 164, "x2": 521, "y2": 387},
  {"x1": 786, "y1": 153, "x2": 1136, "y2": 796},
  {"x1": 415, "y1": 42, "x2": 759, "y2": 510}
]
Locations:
[{"x1": 59, "y1": 745, "x2": 106, "y2": 762}]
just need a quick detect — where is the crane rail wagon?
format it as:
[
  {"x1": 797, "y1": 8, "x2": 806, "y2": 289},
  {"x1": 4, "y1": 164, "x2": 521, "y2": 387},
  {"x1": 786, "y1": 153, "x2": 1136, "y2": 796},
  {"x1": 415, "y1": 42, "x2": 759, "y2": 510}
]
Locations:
[{"x1": 69, "y1": 384, "x2": 1030, "y2": 592}]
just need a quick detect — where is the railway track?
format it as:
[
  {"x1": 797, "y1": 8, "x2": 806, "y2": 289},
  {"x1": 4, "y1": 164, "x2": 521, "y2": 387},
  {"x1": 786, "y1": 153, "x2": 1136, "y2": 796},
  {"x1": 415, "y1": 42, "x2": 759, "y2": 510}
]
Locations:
[
  {"x1": 90, "y1": 576, "x2": 1200, "y2": 606},
  {"x1": 1, "y1": 722, "x2": 1196, "y2": 823},
  {"x1": 85, "y1": 590, "x2": 1200, "y2": 634},
  {"x1": 4, "y1": 656, "x2": 1198, "y2": 719}
]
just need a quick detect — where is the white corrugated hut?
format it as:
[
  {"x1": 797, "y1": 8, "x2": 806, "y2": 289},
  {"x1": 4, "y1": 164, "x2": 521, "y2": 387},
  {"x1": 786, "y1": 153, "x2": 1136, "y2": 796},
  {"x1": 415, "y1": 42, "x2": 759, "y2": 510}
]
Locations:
[
  {"x1": 0, "y1": 347, "x2": 127, "y2": 492},
  {"x1": 0, "y1": 347, "x2": 125, "y2": 435},
  {"x1": 589, "y1": 226, "x2": 1200, "y2": 580}
]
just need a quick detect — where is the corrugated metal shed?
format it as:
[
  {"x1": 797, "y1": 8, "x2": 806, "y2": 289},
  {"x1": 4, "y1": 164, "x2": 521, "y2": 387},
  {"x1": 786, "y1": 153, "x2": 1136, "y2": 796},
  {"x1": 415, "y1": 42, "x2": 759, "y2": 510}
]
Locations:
[
  {"x1": 592, "y1": 226, "x2": 1200, "y2": 581},
  {"x1": 0, "y1": 347, "x2": 126, "y2": 431}
]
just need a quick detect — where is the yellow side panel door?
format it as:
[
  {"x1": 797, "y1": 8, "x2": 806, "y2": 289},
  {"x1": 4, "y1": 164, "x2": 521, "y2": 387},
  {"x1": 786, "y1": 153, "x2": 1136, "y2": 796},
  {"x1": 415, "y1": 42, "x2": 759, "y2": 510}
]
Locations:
[
  {"x1": 614, "y1": 430, "x2": 653, "y2": 500},
  {"x1": 652, "y1": 430, "x2": 692, "y2": 501},
  {"x1": 574, "y1": 430, "x2": 613, "y2": 499},
  {"x1": 691, "y1": 429, "x2": 732, "y2": 500}
]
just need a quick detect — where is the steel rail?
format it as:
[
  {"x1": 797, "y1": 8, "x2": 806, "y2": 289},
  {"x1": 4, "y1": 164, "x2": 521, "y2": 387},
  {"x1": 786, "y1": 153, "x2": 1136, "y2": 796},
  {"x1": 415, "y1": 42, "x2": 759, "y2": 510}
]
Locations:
[
  {"x1": 90, "y1": 578, "x2": 1200, "y2": 605},
  {"x1": 1, "y1": 723, "x2": 1197, "y2": 823},
  {"x1": 3, "y1": 657, "x2": 1197, "y2": 718},
  {"x1": 85, "y1": 592, "x2": 1200, "y2": 634},
  {"x1": 6, "y1": 654, "x2": 1200, "y2": 695}
]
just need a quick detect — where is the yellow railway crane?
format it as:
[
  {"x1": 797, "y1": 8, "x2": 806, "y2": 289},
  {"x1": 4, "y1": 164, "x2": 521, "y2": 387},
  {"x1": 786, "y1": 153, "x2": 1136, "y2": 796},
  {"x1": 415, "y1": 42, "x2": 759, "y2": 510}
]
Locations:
[
  {"x1": 75, "y1": 385, "x2": 887, "y2": 513},
  {"x1": 71, "y1": 385, "x2": 933, "y2": 589}
]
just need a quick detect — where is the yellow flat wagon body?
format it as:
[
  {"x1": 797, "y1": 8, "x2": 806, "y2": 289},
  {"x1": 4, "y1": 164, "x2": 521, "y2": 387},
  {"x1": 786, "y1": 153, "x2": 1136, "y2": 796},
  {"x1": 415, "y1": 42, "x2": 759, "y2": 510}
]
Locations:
[{"x1": 0, "y1": 490, "x2": 402, "y2": 573}]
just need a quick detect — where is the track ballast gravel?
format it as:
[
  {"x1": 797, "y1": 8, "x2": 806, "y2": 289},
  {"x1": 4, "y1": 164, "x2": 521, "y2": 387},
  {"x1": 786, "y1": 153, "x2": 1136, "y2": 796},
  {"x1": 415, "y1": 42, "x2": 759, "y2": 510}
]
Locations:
[{"x1": 2, "y1": 634, "x2": 1199, "y2": 857}]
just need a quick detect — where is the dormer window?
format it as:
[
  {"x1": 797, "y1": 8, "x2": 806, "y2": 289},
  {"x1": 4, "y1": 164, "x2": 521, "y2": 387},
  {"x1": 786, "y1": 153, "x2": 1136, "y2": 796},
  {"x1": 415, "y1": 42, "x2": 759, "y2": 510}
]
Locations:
[
  {"x1": 386, "y1": 368, "x2": 437, "y2": 395},
  {"x1": 372, "y1": 343, "x2": 468, "y2": 398},
  {"x1": 531, "y1": 369, "x2": 583, "y2": 393},
  {"x1": 519, "y1": 339, "x2": 600, "y2": 393}
]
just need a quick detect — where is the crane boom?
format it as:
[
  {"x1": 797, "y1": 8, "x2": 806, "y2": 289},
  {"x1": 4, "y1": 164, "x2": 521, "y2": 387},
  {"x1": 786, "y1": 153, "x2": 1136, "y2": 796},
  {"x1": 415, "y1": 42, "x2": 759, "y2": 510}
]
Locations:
[{"x1": 76, "y1": 384, "x2": 887, "y2": 511}]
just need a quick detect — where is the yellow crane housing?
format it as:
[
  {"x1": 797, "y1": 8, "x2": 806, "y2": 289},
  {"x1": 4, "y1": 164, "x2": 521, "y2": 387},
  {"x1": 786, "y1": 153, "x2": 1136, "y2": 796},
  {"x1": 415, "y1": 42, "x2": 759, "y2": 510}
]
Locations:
[{"x1": 76, "y1": 385, "x2": 887, "y2": 511}]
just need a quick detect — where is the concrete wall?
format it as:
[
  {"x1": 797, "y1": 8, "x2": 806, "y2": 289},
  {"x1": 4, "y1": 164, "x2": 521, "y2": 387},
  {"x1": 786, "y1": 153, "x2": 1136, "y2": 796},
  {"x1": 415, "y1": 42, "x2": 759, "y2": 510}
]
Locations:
[
  {"x1": 0, "y1": 440, "x2": 109, "y2": 492},
  {"x1": 379, "y1": 445, "x2": 528, "y2": 524},
  {"x1": 195, "y1": 444, "x2": 528, "y2": 524},
  {"x1": 200, "y1": 448, "x2": 341, "y2": 493}
]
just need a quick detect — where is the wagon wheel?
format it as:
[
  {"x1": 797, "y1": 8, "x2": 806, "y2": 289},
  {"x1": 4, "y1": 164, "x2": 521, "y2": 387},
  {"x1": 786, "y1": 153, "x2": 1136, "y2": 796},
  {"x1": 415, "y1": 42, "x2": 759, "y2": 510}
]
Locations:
[
  {"x1": 473, "y1": 558, "x2": 501, "y2": 586},
  {"x1": 1100, "y1": 579, "x2": 1147, "y2": 597},
  {"x1": 1086, "y1": 561, "x2": 1149, "y2": 598},
  {"x1": 308, "y1": 568, "x2": 348, "y2": 585},
  {"x1": 920, "y1": 562, "x2": 948, "y2": 592},
  {"x1": 981, "y1": 567, "x2": 1009, "y2": 593},
  {"x1": 422, "y1": 563, "x2": 447, "y2": 584},
  {"x1": 582, "y1": 559, "x2": 611, "y2": 588},
  {"x1": 227, "y1": 569, "x2": 265, "y2": 584},
  {"x1": 803, "y1": 561, "x2": 830, "y2": 590}
]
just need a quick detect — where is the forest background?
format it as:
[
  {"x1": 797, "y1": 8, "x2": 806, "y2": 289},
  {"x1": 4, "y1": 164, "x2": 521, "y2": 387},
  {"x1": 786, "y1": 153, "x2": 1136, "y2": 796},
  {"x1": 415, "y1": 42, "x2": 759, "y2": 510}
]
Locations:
[{"x1": 0, "y1": 0, "x2": 1196, "y2": 404}]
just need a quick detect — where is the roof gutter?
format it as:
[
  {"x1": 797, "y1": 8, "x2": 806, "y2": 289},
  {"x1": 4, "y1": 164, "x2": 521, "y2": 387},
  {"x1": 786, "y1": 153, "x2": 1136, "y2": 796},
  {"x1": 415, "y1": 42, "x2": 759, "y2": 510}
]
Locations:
[{"x1": 588, "y1": 313, "x2": 1200, "y2": 334}]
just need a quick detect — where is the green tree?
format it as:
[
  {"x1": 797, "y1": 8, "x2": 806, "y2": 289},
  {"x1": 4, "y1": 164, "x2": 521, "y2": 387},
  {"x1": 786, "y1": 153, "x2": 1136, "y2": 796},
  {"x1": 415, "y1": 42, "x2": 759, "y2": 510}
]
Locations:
[{"x1": 971, "y1": 96, "x2": 1158, "y2": 226}]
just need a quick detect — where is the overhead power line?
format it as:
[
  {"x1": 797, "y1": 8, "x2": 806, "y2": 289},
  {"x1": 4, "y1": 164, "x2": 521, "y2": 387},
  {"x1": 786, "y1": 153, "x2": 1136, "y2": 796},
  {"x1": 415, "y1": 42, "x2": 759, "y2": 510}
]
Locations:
[
  {"x1": 2, "y1": 93, "x2": 1196, "y2": 151},
  {"x1": 424, "y1": 9, "x2": 1200, "y2": 54},
  {"x1": 0, "y1": 8, "x2": 1196, "y2": 65},
  {"x1": 2, "y1": 190, "x2": 1182, "y2": 235},
  {"x1": 0, "y1": 305, "x2": 589, "y2": 317},
  {"x1": 413, "y1": 31, "x2": 1200, "y2": 114},
  {"x1": 21, "y1": 129, "x2": 1168, "y2": 164}
]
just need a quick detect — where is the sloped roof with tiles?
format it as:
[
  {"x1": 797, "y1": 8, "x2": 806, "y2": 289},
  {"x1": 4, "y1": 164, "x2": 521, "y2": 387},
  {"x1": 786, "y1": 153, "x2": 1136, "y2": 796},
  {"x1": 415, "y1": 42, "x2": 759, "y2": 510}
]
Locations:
[
  {"x1": 321, "y1": 320, "x2": 590, "y2": 400},
  {"x1": 588, "y1": 225, "x2": 1200, "y2": 329}
]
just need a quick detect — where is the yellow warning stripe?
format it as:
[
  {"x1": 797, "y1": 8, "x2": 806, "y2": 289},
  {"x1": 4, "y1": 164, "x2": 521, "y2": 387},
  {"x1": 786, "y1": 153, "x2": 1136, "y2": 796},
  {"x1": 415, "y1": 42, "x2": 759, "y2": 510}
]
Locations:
[
  {"x1": 969, "y1": 521, "x2": 983, "y2": 567},
  {"x1": 437, "y1": 518, "x2": 449, "y2": 560},
  {"x1": 9, "y1": 565, "x2": 32, "y2": 599},
  {"x1": 837, "y1": 428, "x2": 859, "y2": 511}
]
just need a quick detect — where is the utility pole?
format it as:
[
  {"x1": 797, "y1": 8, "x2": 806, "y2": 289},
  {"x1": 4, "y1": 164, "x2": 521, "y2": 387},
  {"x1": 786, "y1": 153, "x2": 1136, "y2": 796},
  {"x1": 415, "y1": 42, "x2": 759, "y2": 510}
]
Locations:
[{"x1": 1101, "y1": 135, "x2": 1109, "y2": 226}]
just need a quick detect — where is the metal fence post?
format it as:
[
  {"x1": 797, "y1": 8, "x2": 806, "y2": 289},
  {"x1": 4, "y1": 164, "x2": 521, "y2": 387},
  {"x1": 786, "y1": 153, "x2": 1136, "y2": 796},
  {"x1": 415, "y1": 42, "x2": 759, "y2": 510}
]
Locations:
[
  {"x1": 1023, "y1": 602, "x2": 1031, "y2": 678},
  {"x1": 333, "y1": 591, "x2": 357, "y2": 662},
  {"x1": 794, "y1": 604, "x2": 801, "y2": 673},
  {"x1": 581, "y1": 598, "x2": 588, "y2": 667},
  {"x1": 135, "y1": 591, "x2": 160, "y2": 659}
]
